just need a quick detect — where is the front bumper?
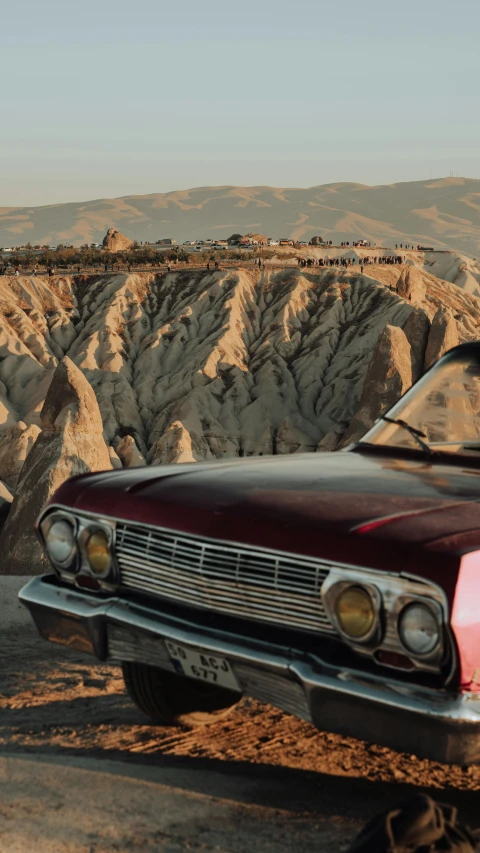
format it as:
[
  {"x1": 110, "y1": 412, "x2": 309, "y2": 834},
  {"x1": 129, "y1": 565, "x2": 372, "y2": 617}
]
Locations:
[{"x1": 19, "y1": 575, "x2": 480, "y2": 765}]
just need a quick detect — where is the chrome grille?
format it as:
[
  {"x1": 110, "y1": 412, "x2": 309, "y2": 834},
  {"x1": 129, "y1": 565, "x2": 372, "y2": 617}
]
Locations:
[{"x1": 115, "y1": 523, "x2": 334, "y2": 635}]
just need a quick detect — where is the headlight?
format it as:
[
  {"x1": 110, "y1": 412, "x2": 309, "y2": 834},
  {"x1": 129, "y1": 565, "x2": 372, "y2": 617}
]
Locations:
[
  {"x1": 398, "y1": 603, "x2": 440, "y2": 656},
  {"x1": 335, "y1": 585, "x2": 375, "y2": 640},
  {"x1": 85, "y1": 529, "x2": 111, "y2": 575},
  {"x1": 45, "y1": 518, "x2": 77, "y2": 567}
]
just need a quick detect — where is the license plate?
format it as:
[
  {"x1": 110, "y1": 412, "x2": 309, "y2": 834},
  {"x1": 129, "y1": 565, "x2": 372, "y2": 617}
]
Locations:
[{"x1": 165, "y1": 640, "x2": 240, "y2": 691}]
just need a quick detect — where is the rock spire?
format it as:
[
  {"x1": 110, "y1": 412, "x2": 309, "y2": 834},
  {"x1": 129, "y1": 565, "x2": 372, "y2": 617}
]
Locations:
[{"x1": 0, "y1": 357, "x2": 112, "y2": 575}]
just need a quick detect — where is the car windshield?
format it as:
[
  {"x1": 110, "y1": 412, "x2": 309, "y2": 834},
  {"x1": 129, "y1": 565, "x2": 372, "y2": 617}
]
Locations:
[{"x1": 360, "y1": 345, "x2": 480, "y2": 456}]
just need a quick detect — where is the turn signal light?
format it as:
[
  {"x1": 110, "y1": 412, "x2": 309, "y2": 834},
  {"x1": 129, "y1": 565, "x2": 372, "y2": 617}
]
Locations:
[
  {"x1": 375, "y1": 650, "x2": 414, "y2": 671},
  {"x1": 76, "y1": 574, "x2": 101, "y2": 591}
]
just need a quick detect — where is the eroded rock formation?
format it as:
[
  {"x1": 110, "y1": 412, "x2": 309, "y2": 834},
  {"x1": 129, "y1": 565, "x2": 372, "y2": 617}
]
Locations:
[
  {"x1": 0, "y1": 422, "x2": 41, "y2": 489},
  {"x1": 115, "y1": 435, "x2": 146, "y2": 467},
  {"x1": 0, "y1": 357, "x2": 112, "y2": 575},
  {"x1": 0, "y1": 266, "x2": 476, "y2": 470},
  {"x1": 402, "y1": 309, "x2": 431, "y2": 382},
  {"x1": 424, "y1": 306, "x2": 459, "y2": 370},
  {"x1": 396, "y1": 267, "x2": 426, "y2": 304},
  {"x1": 102, "y1": 228, "x2": 133, "y2": 252},
  {"x1": 340, "y1": 325, "x2": 413, "y2": 446}
]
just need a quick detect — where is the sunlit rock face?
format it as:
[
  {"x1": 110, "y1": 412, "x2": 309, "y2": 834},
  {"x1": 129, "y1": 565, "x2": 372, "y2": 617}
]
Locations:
[
  {"x1": 102, "y1": 227, "x2": 134, "y2": 252},
  {"x1": 340, "y1": 325, "x2": 413, "y2": 447},
  {"x1": 424, "y1": 306, "x2": 459, "y2": 370},
  {"x1": 0, "y1": 357, "x2": 112, "y2": 575},
  {"x1": 396, "y1": 267, "x2": 426, "y2": 304}
]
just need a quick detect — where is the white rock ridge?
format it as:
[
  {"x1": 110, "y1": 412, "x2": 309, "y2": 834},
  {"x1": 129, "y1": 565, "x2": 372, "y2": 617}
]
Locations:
[{"x1": 0, "y1": 267, "x2": 477, "y2": 466}]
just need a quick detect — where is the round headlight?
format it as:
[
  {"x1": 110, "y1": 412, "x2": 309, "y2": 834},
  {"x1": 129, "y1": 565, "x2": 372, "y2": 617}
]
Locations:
[
  {"x1": 45, "y1": 519, "x2": 77, "y2": 566},
  {"x1": 398, "y1": 603, "x2": 440, "y2": 656},
  {"x1": 335, "y1": 586, "x2": 376, "y2": 640},
  {"x1": 85, "y1": 530, "x2": 111, "y2": 575}
]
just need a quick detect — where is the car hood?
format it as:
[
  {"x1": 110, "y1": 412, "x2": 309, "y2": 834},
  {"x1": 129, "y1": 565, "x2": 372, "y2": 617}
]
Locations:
[{"x1": 52, "y1": 449, "x2": 480, "y2": 585}]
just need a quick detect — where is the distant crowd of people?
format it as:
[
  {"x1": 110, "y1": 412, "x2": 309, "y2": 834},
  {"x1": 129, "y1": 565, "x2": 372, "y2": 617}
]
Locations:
[
  {"x1": 298, "y1": 254, "x2": 405, "y2": 269},
  {"x1": 340, "y1": 241, "x2": 417, "y2": 250},
  {"x1": 0, "y1": 248, "x2": 416, "y2": 279},
  {"x1": 358, "y1": 255, "x2": 405, "y2": 266}
]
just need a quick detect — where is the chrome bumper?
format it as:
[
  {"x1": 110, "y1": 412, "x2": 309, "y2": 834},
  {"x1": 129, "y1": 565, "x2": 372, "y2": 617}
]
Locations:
[{"x1": 19, "y1": 575, "x2": 480, "y2": 766}]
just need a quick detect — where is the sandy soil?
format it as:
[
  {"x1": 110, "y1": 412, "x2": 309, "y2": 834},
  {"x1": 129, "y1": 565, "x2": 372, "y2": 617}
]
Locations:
[{"x1": 1, "y1": 624, "x2": 480, "y2": 851}]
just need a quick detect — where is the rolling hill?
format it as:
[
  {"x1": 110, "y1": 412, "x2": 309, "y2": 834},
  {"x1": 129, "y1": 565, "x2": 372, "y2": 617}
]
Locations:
[{"x1": 2, "y1": 178, "x2": 480, "y2": 255}]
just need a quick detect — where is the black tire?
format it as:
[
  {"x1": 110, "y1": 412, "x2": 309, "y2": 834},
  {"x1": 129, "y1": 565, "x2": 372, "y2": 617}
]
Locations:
[{"x1": 122, "y1": 661, "x2": 241, "y2": 727}]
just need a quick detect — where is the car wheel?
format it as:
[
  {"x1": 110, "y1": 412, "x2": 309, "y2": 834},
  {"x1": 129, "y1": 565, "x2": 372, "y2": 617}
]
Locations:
[{"x1": 122, "y1": 661, "x2": 241, "y2": 727}]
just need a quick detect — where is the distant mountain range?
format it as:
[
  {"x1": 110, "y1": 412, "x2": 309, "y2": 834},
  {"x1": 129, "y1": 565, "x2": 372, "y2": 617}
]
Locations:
[{"x1": 1, "y1": 177, "x2": 480, "y2": 254}]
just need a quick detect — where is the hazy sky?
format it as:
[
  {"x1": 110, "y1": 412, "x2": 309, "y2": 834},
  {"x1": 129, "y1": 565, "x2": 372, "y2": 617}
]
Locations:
[{"x1": 1, "y1": 0, "x2": 479, "y2": 205}]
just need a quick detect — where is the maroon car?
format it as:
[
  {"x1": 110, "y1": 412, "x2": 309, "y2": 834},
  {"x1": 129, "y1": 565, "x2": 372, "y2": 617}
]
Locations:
[{"x1": 19, "y1": 343, "x2": 480, "y2": 764}]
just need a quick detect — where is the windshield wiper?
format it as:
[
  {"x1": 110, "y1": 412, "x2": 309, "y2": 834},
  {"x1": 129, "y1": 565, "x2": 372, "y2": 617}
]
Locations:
[{"x1": 381, "y1": 416, "x2": 435, "y2": 457}]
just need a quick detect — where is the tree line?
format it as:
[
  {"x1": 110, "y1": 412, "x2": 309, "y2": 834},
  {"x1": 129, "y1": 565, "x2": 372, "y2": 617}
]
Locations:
[{"x1": 1, "y1": 244, "x2": 276, "y2": 270}]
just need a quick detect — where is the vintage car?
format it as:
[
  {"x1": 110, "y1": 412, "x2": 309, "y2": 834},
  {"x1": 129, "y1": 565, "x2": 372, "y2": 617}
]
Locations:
[{"x1": 19, "y1": 342, "x2": 480, "y2": 764}]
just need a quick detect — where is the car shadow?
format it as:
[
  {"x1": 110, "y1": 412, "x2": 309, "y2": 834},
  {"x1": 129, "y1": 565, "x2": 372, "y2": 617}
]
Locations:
[
  {"x1": 2, "y1": 634, "x2": 480, "y2": 831},
  {"x1": 3, "y1": 744, "x2": 480, "y2": 829},
  {"x1": 1, "y1": 690, "x2": 480, "y2": 829}
]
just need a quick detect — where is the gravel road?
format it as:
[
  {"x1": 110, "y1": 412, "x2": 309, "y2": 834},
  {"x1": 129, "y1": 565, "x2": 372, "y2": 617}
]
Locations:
[{"x1": 1, "y1": 624, "x2": 480, "y2": 851}]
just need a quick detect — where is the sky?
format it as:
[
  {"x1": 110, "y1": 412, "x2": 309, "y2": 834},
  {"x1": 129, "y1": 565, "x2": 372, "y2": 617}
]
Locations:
[{"x1": 1, "y1": 0, "x2": 480, "y2": 206}]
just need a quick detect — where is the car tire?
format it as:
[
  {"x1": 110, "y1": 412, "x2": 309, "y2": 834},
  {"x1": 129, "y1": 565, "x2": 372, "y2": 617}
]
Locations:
[{"x1": 122, "y1": 661, "x2": 241, "y2": 727}]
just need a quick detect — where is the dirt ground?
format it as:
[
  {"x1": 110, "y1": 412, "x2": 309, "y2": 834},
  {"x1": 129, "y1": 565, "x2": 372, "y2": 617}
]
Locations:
[{"x1": 1, "y1": 625, "x2": 480, "y2": 851}]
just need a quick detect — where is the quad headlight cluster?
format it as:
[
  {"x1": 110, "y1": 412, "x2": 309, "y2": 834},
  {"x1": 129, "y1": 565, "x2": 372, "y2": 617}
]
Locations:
[
  {"x1": 39, "y1": 510, "x2": 117, "y2": 590},
  {"x1": 325, "y1": 577, "x2": 444, "y2": 666}
]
